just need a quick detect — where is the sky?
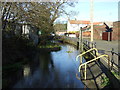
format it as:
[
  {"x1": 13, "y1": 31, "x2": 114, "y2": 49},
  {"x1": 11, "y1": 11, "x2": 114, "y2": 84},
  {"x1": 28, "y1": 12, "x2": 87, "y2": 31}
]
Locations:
[{"x1": 56, "y1": 0, "x2": 119, "y2": 23}]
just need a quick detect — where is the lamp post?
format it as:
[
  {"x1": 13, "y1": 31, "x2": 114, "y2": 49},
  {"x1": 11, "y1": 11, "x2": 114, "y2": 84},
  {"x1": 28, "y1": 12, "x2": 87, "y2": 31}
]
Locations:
[
  {"x1": 79, "y1": 27, "x2": 83, "y2": 52},
  {"x1": 90, "y1": 0, "x2": 94, "y2": 42}
]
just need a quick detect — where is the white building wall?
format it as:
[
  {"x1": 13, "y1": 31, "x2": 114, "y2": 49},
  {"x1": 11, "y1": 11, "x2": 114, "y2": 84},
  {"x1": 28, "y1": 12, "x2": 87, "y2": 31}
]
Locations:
[
  {"x1": 67, "y1": 21, "x2": 89, "y2": 33},
  {"x1": 22, "y1": 25, "x2": 29, "y2": 34}
]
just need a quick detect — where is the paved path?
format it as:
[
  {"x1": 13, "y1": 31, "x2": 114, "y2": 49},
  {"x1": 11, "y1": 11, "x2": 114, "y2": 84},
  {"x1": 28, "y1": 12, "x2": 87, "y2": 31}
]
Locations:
[{"x1": 83, "y1": 38, "x2": 118, "y2": 53}]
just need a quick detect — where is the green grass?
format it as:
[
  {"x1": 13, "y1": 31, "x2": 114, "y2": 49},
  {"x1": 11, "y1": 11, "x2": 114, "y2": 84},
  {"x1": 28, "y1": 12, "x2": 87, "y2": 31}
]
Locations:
[
  {"x1": 38, "y1": 41, "x2": 61, "y2": 49},
  {"x1": 111, "y1": 70, "x2": 120, "y2": 80},
  {"x1": 38, "y1": 44, "x2": 61, "y2": 49},
  {"x1": 101, "y1": 77, "x2": 110, "y2": 87},
  {"x1": 66, "y1": 51, "x2": 73, "y2": 53}
]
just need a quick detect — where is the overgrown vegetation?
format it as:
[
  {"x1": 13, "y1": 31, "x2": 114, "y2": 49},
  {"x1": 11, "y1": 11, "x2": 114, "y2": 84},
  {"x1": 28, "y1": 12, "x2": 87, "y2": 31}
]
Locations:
[
  {"x1": 101, "y1": 77, "x2": 110, "y2": 87},
  {"x1": 66, "y1": 51, "x2": 73, "y2": 53},
  {"x1": 2, "y1": 33, "x2": 36, "y2": 66},
  {"x1": 38, "y1": 41, "x2": 61, "y2": 49},
  {"x1": 111, "y1": 70, "x2": 120, "y2": 80}
]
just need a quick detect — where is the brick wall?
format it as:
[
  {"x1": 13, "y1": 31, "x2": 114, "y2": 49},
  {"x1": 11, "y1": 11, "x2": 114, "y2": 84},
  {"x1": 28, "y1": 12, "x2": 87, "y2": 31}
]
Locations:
[
  {"x1": 93, "y1": 25, "x2": 106, "y2": 40},
  {"x1": 112, "y1": 21, "x2": 120, "y2": 40},
  {"x1": 82, "y1": 21, "x2": 120, "y2": 41}
]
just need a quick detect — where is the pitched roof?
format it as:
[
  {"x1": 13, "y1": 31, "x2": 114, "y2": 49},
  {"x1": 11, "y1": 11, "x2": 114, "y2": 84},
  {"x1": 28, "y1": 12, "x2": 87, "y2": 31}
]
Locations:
[
  {"x1": 69, "y1": 20, "x2": 90, "y2": 24},
  {"x1": 68, "y1": 20, "x2": 102, "y2": 25},
  {"x1": 93, "y1": 22, "x2": 103, "y2": 25}
]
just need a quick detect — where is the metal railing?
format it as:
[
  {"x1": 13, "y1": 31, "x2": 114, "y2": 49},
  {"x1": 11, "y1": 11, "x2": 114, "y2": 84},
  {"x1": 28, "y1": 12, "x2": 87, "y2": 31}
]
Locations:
[
  {"x1": 111, "y1": 48, "x2": 120, "y2": 75},
  {"x1": 83, "y1": 40, "x2": 96, "y2": 49},
  {"x1": 76, "y1": 48, "x2": 110, "y2": 80},
  {"x1": 76, "y1": 48, "x2": 98, "y2": 63}
]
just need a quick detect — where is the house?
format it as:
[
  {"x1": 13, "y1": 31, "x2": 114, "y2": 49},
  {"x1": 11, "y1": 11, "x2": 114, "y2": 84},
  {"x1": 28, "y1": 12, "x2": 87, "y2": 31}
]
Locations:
[
  {"x1": 67, "y1": 20, "x2": 90, "y2": 33},
  {"x1": 15, "y1": 23, "x2": 39, "y2": 45},
  {"x1": 2, "y1": 20, "x2": 40, "y2": 45},
  {"x1": 82, "y1": 22, "x2": 114, "y2": 40},
  {"x1": 67, "y1": 19, "x2": 102, "y2": 37}
]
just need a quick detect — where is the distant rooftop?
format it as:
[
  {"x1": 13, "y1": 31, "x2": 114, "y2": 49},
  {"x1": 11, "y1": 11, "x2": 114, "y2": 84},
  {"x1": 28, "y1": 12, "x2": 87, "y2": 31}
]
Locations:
[{"x1": 68, "y1": 20, "x2": 102, "y2": 25}]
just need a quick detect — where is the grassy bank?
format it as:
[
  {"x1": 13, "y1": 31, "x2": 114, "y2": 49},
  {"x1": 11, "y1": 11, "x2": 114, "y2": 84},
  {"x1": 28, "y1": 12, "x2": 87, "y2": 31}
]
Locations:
[{"x1": 37, "y1": 41, "x2": 61, "y2": 51}]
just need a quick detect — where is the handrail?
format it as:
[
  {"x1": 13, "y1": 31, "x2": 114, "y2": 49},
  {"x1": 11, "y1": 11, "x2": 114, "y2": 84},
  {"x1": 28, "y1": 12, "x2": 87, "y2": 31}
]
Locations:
[
  {"x1": 78, "y1": 54, "x2": 110, "y2": 80},
  {"x1": 76, "y1": 48, "x2": 98, "y2": 61}
]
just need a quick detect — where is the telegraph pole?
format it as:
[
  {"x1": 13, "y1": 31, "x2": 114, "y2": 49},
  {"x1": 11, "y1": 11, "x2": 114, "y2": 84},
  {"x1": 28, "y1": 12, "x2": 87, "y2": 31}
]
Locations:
[{"x1": 90, "y1": 0, "x2": 94, "y2": 42}]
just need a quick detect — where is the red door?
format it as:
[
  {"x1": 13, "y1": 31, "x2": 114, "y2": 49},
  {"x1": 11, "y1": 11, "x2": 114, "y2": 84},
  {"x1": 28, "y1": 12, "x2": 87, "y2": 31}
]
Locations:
[
  {"x1": 102, "y1": 32, "x2": 112, "y2": 41},
  {"x1": 102, "y1": 32, "x2": 108, "y2": 41}
]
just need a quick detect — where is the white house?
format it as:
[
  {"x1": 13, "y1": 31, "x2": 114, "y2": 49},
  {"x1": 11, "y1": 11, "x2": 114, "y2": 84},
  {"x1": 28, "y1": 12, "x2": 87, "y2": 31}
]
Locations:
[
  {"x1": 67, "y1": 20, "x2": 91, "y2": 33},
  {"x1": 17, "y1": 24, "x2": 39, "y2": 45},
  {"x1": 67, "y1": 20, "x2": 103, "y2": 37}
]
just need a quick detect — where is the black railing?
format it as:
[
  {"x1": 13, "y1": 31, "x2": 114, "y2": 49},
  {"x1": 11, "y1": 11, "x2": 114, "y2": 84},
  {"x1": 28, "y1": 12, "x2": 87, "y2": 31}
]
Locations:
[
  {"x1": 83, "y1": 40, "x2": 120, "y2": 75},
  {"x1": 83, "y1": 40, "x2": 97, "y2": 57},
  {"x1": 83, "y1": 40, "x2": 96, "y2": 49},
  {"x1": 111, "y1": 48, "x2": 120, "y2": 75}
]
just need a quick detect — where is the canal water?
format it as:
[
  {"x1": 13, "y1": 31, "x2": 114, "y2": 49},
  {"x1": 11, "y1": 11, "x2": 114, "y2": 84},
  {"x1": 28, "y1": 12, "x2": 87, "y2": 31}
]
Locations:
[{"x1": 7, "y1": 44, "x2": 85, "y2": 88}]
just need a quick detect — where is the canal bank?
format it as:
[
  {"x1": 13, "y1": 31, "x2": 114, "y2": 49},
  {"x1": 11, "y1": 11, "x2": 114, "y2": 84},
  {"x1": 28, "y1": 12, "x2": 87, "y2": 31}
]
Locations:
[{"x1": 60, "y1": 36, "x2": 120, "y2": 89}]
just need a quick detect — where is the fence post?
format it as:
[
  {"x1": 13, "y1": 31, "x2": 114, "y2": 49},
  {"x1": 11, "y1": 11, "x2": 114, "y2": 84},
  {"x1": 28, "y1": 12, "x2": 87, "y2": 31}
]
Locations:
[
  {"x1": 88, "y1": 41, "x2": 90, "y2": 49},
  {"x1": 111, "y1": 48, "x2": 114, "y2": 70},
  {"x1": 94, "y1": 42, "x2": 97, "y2": 56},
  {"x1": 108, "y1": 55, "x2": 110, "y2": 71},
  {"x1": 94, "y1": 42, "x2": 96, "y2": 48}
]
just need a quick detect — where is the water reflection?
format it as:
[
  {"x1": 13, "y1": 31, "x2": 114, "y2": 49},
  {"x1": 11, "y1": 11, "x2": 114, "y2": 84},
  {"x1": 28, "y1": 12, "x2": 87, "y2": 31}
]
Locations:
[
  {"x1": 24, "y1": 65, "x2": 31, "y2": 77},
  {"x1": 67, "y1": 45, "x2": 77, "y2": 52},
  {"x1": 39, "y1": 52, "x2": 54, "y2": 73},
  {"x1": 12, "y1": 44, "x2": 84, "y2": 88}
]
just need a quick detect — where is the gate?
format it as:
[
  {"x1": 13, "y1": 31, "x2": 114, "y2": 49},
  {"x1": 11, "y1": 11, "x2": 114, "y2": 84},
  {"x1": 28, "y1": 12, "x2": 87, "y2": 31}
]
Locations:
[{"x1": 102, "y1": 32, "x2": 112, "y2": 41}]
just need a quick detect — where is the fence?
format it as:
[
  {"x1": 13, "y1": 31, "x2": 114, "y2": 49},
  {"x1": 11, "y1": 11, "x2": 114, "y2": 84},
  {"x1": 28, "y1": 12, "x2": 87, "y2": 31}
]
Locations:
[
  {"x1": 82, "y1": 40, "x2": 120, "y2": 75},
  {"x1": 111, "y1": 48, "x2": 120, "y2": 75},
  {"x1": 83, "y1": 40, "x2": 96, "y2": 49}
]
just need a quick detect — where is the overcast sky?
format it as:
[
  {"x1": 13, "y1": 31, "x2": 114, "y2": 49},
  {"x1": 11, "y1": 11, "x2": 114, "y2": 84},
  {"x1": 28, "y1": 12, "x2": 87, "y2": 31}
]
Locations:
[{"x1": 55, "y1": 0, "x2": 119, "y2": 23}]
